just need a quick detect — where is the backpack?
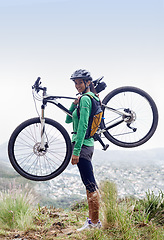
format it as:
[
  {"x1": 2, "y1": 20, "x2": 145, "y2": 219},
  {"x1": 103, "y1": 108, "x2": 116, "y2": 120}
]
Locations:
[{"x1": 77, "y1": 93, "x2": 103, "y2": 139}]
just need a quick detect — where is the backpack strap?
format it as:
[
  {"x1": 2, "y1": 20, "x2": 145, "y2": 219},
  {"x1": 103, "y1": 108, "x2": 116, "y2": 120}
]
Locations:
[
  {"x1": 77, "y1": 93, "x2": 102, "y2": 138},
  {"x1": 76, "y1": 93, "x2": 94, "y2": 119}
]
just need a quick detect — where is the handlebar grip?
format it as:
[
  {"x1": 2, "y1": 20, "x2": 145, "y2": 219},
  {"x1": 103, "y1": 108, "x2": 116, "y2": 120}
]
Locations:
[
  {"x1": 32, "y1": 77, "x2": 41, "y2": 91},
  {"x1": 36, "y1": 77, "x2": 41, "y2": 83},
  {"x1": 35, "y1": 77, "x2": 41, "y2": 87}
]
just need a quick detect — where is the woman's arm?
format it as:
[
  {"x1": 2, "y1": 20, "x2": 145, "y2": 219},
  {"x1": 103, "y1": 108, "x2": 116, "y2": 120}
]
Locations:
[
  {"x1": 73, "y1": 96, "x2": 92, "y2": 156},
  {"x1": 65, "y1": 103, "x2": 77, "y2": 123}
]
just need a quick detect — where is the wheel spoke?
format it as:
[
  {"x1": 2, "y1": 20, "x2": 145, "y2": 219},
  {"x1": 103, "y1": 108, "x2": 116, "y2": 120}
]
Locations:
[
  {"x1": 8, "y1": 118, "x2": 71, "y2": 180},
  {"x1": 102, "y1": 87, "x2": 158, "y2": 147}
]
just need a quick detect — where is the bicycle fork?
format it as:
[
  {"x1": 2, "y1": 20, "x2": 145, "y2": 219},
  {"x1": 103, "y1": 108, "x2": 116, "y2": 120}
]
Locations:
[{"x1": 40, "y1": 104, "x2": 46, "y2": 151}]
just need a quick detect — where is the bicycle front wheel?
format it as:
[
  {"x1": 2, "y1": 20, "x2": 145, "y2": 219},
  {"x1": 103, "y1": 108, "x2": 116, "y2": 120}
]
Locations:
[
  {"x1": 101, "y1": 86, "x2": 158, "y2": 148},
  {"x1": 8, "y1": 117, "x2": 72, "y2": 181}
]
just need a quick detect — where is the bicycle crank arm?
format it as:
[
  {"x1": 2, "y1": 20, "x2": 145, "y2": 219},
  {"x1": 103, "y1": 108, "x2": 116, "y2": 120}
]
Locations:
[
  {"x1": 94, "y1": 133, "x2": 109, "y2": 151},
  {"x1": 127, "y1": 123, "x2": 137, "y2": 132}
]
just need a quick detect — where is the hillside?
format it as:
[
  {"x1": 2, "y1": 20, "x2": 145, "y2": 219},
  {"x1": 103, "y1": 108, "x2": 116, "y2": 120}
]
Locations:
[
  {"x1": 0, "y1": 142, "x2": 164, "y2": 208},
  {"x1": 0, "y1": 180, "x2": 164, "y2": 240}
]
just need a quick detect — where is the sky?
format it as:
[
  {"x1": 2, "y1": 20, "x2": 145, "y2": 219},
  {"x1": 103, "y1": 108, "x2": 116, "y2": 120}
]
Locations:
[{"x1": 0, "y1": 0, "x2": 163, "y2": 150}]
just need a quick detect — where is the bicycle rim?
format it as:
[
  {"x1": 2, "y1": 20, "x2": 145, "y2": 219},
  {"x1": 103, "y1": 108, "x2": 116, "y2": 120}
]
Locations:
[
  {"x1": 101, "y1": 86, "x2": 158, "y2": 147},
  {"x1": 8, "y1": 118, "x2": 72, "y2": 181}
]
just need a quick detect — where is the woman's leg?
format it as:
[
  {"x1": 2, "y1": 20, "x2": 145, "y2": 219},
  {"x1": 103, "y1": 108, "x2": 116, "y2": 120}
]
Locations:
[{"x1": 77, "y1": 158, "x2": 100, "y2": 224}]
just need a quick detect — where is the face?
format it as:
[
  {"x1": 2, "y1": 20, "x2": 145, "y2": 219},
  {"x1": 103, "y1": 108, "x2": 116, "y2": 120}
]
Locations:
[{"x1": 74, "y1": 79, "x2": 90, "y2": 93}]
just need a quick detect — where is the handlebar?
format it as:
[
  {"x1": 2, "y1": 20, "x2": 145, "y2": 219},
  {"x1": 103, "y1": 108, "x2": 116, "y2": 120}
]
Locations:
[
  {"x1": 32, "y1": 77, "x2": 47, "y2": 93},
  {"x1": 32, "y1": 76, "x2": 106, "y2": 94}
]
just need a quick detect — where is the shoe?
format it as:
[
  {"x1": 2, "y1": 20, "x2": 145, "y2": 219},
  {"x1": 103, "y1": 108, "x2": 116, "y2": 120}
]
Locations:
[
  {"x1": 77, "y1": 218, "x2": 102, "y2": 231},
  {"x1": 91, "y1": 219, "x2": 102, "y2": 229},
  {"x1": 77, "y1": 218, "x2": 92, "y2": 231},
  {"x1": 95, "y1": 219, "x2": 102, "y2": 229}
]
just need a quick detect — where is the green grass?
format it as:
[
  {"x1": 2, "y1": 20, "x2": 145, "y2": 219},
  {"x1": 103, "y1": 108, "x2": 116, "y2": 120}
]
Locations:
[
  {"x1": 0, "y1": 180, "x2": 163, "y2": 239},
  {"x1": 97, "y1": 180, "x2": 164, "y2": 239},
  {"x1": 100, "y1": 180, "x2": 118, "y2": 228},
  {"x1": 0, "y1": 181, "x2": 37, "y2": 231}
]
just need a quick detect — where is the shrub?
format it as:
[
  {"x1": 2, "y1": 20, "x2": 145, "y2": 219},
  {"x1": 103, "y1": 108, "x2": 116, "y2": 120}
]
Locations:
[
  {"x1": 134, "y1": 189, "x2": 164, "y2": 225},
  {"x1": 100, "y1": 180, "x2": 118, "y2": 228},
  {"x1": 0, "y1": 182, "x2": 37, "y2": 230}
]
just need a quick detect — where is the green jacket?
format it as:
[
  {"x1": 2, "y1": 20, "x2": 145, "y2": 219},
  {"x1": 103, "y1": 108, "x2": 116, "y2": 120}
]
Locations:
[{"x1": 65, "y1": 92, "x2": 99, "y2": 156}]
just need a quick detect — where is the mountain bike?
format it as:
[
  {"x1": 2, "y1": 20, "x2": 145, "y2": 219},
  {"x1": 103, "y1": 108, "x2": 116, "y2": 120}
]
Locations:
[{"x1": 8, "y1": 77, "x2": 158, "y2": 181}]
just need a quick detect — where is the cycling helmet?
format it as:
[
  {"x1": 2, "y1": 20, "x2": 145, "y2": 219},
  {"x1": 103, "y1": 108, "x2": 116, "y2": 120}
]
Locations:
[{"x1": 70, "y1": 69, "x2": 92, "y2": 81}]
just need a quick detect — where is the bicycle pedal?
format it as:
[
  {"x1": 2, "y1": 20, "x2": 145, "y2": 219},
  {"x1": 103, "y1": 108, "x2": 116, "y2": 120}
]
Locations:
[{"x1": 102, "y1": 144, "x2": 109, "y2": 151}]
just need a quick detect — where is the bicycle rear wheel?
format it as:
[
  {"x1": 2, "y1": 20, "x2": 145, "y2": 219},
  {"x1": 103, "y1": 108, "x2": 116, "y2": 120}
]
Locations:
[
  {"x1": 101, "y1": 86, "x2": 158, "y2": 148},
  {"x1": 8, "y1": 117, "x2": 72, "y2": 181}
]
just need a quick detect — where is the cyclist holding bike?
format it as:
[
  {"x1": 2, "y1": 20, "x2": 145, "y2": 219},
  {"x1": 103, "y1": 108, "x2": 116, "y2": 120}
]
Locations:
[{"x1": 65, "y1": 69, "x2": 101, "y2": 231}]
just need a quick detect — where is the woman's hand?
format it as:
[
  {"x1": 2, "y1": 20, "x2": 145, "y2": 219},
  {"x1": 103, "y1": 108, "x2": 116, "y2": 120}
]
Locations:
[
  {"x1": 71, "y1": 155, "x2": 79, "y2": 165},
  {"x1": 73, "y1": 96, "x2": 80, "y2": 105}
]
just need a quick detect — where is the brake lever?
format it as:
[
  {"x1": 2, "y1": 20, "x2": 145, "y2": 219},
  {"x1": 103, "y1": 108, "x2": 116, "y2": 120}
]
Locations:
[{"x1": 32, "y1": 77, "x2": 41, "y2": 92}]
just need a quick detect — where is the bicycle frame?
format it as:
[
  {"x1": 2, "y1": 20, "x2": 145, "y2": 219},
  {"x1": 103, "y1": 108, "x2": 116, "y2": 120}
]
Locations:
[
  {"x1": 32, "y1": 77, "x2": 135, "y2": 150},
  {"x1": 39, "y1": 92, "x2": 131, "y2": 150}
]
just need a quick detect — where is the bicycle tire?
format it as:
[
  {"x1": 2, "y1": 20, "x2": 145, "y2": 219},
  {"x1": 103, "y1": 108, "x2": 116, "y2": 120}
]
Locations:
[
  {"x1": 8, "y1": 117, "x2": 72, "y2": 181},
  {"x1": 101, "y1": 86, "x2": 158, "y2": 148}
]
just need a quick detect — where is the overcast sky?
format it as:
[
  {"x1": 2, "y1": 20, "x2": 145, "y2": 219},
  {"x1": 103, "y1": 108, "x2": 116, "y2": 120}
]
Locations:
[{"x1": 0, "y1": 0, "x2": 163, "y2": 150}]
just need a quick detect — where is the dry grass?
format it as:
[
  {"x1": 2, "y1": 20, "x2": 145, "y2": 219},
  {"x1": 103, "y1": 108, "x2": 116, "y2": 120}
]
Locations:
[{"x1": 0, "y1": 180, "x2": 164, "y2": 239}]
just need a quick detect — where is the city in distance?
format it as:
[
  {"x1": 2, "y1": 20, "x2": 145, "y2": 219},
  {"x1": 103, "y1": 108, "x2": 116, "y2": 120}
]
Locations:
[{"x1": 0, "y1": 142, "x2": 164, "y2": 208}]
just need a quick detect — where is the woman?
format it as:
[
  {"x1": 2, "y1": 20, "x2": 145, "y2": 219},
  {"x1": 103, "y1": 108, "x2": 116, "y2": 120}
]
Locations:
[{"x1": 65, "y1": 69, "x2": 101, "y2": 231}]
